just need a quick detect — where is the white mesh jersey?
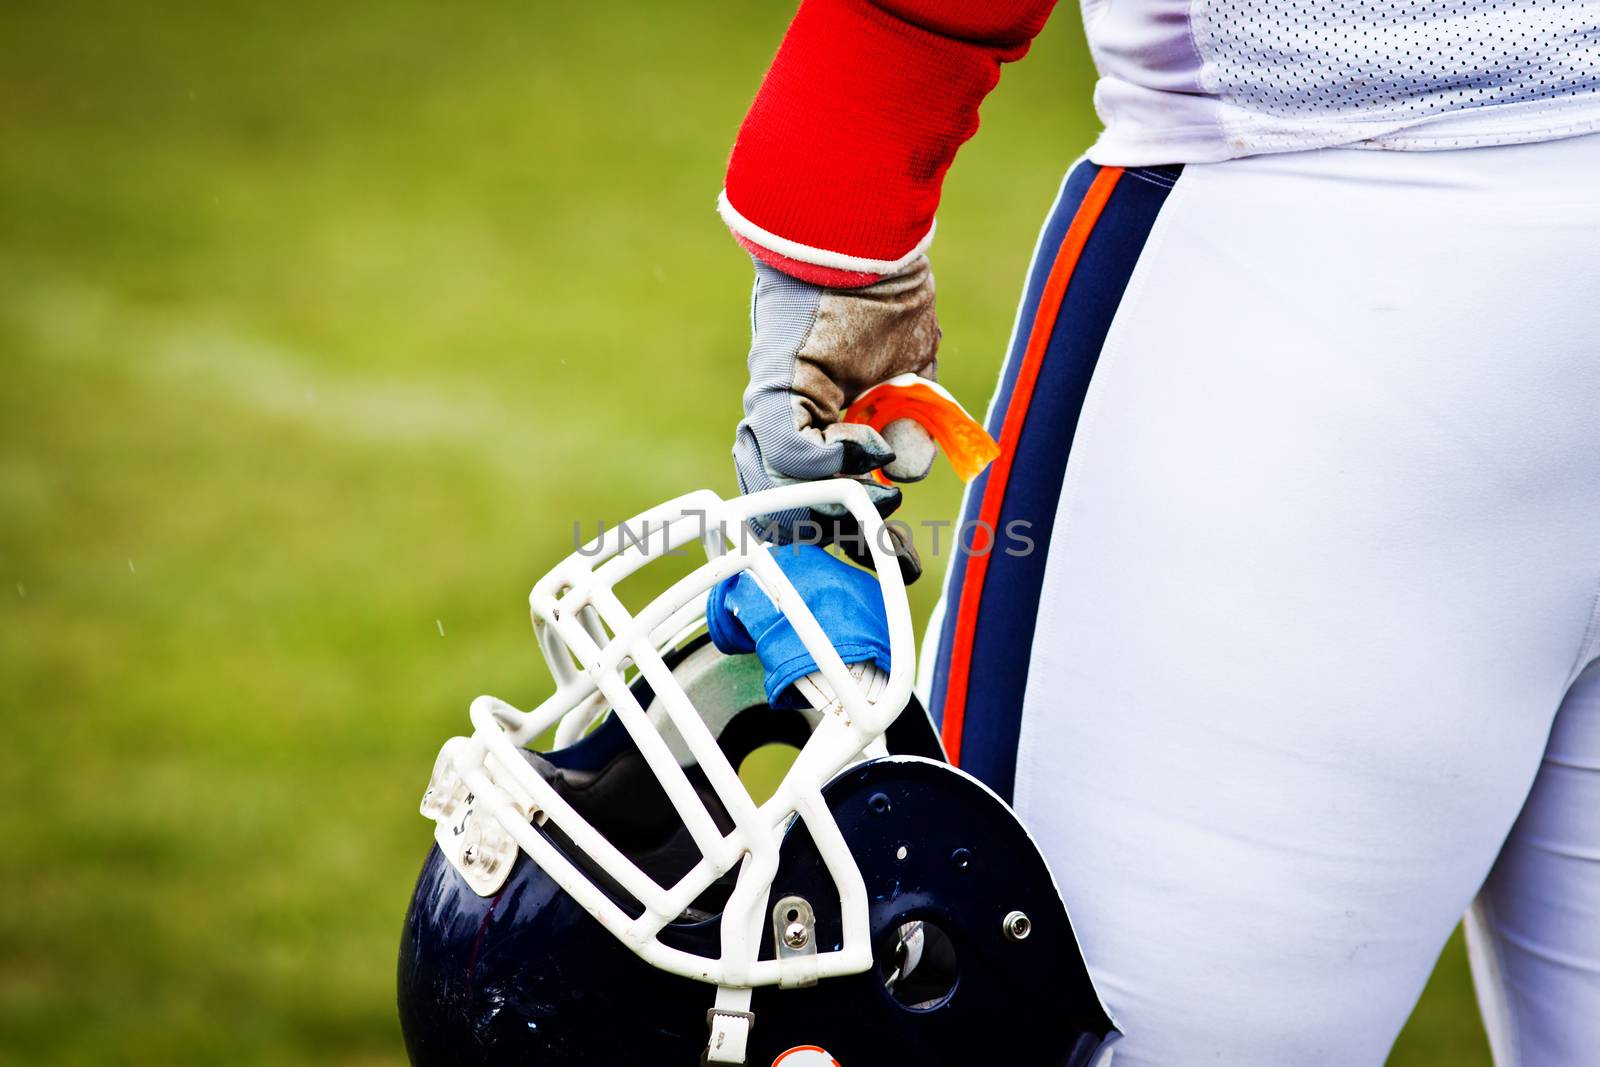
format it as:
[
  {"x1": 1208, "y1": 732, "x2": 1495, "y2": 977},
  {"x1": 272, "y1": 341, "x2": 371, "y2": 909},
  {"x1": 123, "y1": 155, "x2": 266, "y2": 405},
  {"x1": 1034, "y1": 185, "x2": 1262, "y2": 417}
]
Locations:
[{"x1": 1082, "y1": 0, "x2": 1600, "y2": 163}]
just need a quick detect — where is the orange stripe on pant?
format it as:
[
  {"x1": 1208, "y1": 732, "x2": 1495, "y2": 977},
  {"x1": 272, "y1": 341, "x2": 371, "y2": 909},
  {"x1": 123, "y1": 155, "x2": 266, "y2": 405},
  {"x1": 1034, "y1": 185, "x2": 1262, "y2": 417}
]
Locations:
[{"x1": 939, "y1": 166, "x2": 1125, "y2": 765}]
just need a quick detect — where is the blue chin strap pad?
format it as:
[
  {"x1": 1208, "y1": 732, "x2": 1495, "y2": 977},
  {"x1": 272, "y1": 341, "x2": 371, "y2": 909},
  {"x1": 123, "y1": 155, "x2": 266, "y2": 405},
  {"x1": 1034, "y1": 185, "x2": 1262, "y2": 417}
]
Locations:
[{"x1": 705, "y1": 544, "x2": 892, "y2": 711}]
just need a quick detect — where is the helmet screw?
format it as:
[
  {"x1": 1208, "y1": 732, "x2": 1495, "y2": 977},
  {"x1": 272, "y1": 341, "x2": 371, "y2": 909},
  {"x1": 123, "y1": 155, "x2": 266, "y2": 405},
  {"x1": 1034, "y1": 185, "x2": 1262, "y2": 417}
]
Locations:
[
  {"x1": 867, "y1": 792, "x2": 891, "y2": 815},
  {"x1": 772, "y1": 895, "x2": 818, "y2": 976},
  {"x1": 950, "y1": 847, "x2": 972, "y2": 869},
  {"x1": 1003, "y1": 910, "x2": 1032, "y2": 942},
  {"x1": 461, "y1": 846, "x2": 476, "y2": 866}
]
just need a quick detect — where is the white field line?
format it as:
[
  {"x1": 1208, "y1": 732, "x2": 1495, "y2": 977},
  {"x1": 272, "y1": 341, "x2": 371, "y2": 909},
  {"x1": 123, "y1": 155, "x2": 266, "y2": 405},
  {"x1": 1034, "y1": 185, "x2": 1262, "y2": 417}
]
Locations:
[{"x1": 6, "y1": 276, "x2": 589, "y2": 476}]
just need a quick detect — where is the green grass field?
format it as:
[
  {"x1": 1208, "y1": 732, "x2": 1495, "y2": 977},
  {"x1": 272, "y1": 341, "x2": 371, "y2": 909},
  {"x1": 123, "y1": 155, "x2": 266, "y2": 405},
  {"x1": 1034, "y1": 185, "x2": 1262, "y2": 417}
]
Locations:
[{"x1": 0, "y1": 3, "x2": 1488, "y2": 1063}]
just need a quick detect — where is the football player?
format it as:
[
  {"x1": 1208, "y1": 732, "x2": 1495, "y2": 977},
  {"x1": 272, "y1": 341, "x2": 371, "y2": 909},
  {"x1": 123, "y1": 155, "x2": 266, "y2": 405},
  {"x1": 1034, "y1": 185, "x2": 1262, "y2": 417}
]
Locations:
[{"x1": 724, "y1": 3, "x2": 1600, "y2": 1063}]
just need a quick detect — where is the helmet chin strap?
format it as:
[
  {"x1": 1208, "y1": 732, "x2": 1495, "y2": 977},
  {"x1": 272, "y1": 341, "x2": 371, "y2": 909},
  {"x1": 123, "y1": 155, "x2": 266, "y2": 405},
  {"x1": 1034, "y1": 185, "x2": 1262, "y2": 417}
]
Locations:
[{"x1": 704, "y1": 985, "x2": 755, "y2": 1065}]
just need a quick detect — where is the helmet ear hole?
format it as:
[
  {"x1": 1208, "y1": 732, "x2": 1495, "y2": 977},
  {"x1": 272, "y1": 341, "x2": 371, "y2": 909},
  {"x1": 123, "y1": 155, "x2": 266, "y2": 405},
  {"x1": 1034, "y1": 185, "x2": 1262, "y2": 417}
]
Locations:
[
  {"x1": 881, "y1": 919, "x2": 959, "y2": 1012},
  {"x1": 713, "y1": 702, "x2": 812, "y2": 768},
  {"x1": 737, "y1": 742, "x2": 802, "y2": 804}
]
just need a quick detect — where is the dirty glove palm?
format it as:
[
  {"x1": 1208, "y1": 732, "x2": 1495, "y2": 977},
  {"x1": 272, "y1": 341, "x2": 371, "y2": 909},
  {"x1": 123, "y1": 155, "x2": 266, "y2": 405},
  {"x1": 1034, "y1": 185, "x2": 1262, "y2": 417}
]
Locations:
[{"x1": 733, "y1": 256, "x2": 939, "y2": 581}]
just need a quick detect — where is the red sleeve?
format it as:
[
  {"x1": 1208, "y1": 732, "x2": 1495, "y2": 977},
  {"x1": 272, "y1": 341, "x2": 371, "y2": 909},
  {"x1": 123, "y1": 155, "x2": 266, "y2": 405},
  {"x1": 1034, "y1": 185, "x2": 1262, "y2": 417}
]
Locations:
[{"x1": 721, "y1": 0, "x2": 1059, "y2": 286}]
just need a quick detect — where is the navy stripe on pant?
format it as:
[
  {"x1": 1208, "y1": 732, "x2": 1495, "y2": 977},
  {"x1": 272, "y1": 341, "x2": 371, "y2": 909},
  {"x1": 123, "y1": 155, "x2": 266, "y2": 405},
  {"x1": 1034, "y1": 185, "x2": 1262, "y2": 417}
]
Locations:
[{"x1": 929, "y1": 162, "x2": 1182, "y2": 802}]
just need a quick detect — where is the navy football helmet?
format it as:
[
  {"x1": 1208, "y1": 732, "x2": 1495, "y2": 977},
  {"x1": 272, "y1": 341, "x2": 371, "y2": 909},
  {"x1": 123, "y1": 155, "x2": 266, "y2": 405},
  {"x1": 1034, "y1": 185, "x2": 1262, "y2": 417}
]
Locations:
[{"x1": 398, "y1": 484, "x2": 1113, "y2": 1066}]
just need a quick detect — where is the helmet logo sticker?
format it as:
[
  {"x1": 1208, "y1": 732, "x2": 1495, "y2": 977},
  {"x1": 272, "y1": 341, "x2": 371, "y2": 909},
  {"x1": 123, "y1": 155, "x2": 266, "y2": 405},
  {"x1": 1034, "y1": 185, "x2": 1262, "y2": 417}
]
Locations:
[{"x1": 772, "y1": 1048, "x2": 841, "y2": 1067}]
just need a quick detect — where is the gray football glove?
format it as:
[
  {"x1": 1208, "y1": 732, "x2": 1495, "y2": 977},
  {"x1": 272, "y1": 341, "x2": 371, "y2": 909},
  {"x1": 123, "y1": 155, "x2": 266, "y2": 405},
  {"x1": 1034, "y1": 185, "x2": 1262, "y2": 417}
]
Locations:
[{"x1": 733, "y1": 256, "x2": 940, "y2": 582}]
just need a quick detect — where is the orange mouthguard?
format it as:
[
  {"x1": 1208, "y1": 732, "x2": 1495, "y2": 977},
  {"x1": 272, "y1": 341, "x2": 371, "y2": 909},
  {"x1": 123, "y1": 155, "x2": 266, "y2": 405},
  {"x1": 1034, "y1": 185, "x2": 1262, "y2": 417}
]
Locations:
[{"x1": 843, "y1": 375, "x2": 1001, "y2": 485}]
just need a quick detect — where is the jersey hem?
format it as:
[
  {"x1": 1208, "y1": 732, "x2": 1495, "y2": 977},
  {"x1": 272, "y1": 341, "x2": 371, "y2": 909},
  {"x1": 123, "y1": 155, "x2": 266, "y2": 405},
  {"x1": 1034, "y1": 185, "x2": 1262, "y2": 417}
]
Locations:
[{"x1": 1089, "y1": 92, "x2": 1600, "y2": 165}]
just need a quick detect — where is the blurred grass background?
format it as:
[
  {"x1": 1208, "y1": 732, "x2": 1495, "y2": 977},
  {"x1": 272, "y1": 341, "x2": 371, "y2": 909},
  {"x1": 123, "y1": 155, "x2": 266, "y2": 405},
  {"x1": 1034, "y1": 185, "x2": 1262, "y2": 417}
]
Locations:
[{"x1": 0, "y1": 2, "x2": 1487, "y2": 1064}]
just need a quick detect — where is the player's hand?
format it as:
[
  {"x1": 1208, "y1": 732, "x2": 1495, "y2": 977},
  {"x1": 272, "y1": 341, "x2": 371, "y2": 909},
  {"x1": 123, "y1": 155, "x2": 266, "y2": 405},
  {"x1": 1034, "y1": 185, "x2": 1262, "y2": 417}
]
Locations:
[{"x1": 732, "y1": 256, "x2": 940, "y2": 583}]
